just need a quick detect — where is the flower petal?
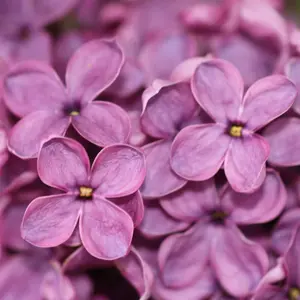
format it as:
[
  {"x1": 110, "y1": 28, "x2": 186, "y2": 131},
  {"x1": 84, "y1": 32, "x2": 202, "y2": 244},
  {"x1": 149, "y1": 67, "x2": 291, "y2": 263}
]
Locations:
[
  {"x1": 110, "y1": 191, "x2": 144, "y2": 227},
  {"x1": 138, "y1": 201, "x2": 189, "y2": 238},
  {"x1": 171, "y1": 124, "x2": 230, "y2": 181},
  {"x1": 66, "y1": 39, "x2": 124, "y2": 104},
  {"x1": 8, "y1": 110, "x2": 70, "y2": 159},
  {"x1": 285, "y1": 58, "x2": 300, "y2": 114},
  {"x1": 222, "y1": 169, "x2": 286, "y2": 224},
  {"x1": 211, "y1": 225, "x2": 269, "y2": 297},
  {"x1": 3, "y1": 61, "x2": 67, "y2": 117},
  {"x1": 191, "y1": 59, "x2": 243, "y2": 123},
  {"x1": 224, "y1": 134, "x2": 269, "y2": 193},
  {"x1": 241, "y1": 75, "x2": 297, "y2": 131},
  {"x1": 141, "y1": 82, "x2": 197, "y2": 139},
  {"x1": 141, "y1": 140, "x2": 186, "y2": 199},
  {"x1": 158, "y1": 222, "x2": 210, "y2": 288},
  {"x1": 160, "y1": 180, "x2": 219, "y2": 222},
  {"x1": 263, "y1": 117, "x2": 300, "y2": 166},
  {"x1": 91, "y1": 144, "x2": 146, "y2": 198},
  {"x1": 116, "y1": 247, "x2": 154, "y2": 300},
  {"x1": 80, "y1": 198, "x2": 134, "y2": 260},
  {"x1": 21, "y1": 194, "x2": 81, "y2": 247},
  {"x1": 72, "y1": 101, "x2": 131, "y2": 147},
  {"x1": 38, "y1": 137, "x2": 90, "y2": 192}
]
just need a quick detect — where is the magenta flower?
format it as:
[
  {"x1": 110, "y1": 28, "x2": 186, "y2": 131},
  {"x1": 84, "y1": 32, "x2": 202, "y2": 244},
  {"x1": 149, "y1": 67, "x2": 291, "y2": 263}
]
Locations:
[
  {"x1": 3, "y1": 39, "x2": 131, "y2": 159},
  {"x1": 157, "y1": 170, "x2": 286, "y2": 297},
  {"x1": 21, "y1": 137, "x2": 146, "y2": 260},
  {"x1": 140, "y1": 81, "x2": 199, "y2": 198},
  {"x1": 171, "y1": 59, "x2": 296, "y2": 193},
  {"x1": 0, "y1": 0, "x2": 78, "y2": 63}
]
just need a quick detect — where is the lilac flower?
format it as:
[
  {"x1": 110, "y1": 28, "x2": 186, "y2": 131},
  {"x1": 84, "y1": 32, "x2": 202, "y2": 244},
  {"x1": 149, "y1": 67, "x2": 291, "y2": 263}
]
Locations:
[
  {"x1": 156, "y1": 170, "x2": 286, "y2": 297},
  {"x1": 21, "y1": 137, "x2": 146, "y2": 260},
  {"x1": 140, "y1": 81, "x2": 199, "y2": 198},
  {"x1": 0, "y1": 0, "x2": 78, "y2": 63},
  {"x1": 3, "y1": 39, "x2": 131, "y2": 159},
  {"x1": 170, "y1": 59, "x2": 296, "y2": 193}
]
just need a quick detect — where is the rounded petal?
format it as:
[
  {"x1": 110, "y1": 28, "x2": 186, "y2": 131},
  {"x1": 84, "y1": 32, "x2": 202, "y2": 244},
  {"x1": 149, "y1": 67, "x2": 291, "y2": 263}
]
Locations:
[
  {"x1": 285, "y1": 58, "x2": 300, "y2": 114},
  {"x1": 38, "y1": 137, "x2": 90, "y2": 191},
  {"x1": 271, "y1": 208, "x2": 300, "y2": 255},
  {"x1": 8, "y1": 110, "x2": 70, "y2": 159},
  {"x1": 80, "y1": 198, "x2": 134, "y2": 260},
  {"x1": 21, "y1": 194, "x2": 81, "y2": 247},
  {"x1": 158, "y1": 223, "x2": 210, "y2": 288},
  {"x1": 264, "y1": 117, "x2": 300, "y2": 166},
  {"x1": 222, "y1": 169, "x2": 286, "y2": 224},
  {"x1": 66, "y1": 39, "x2": 124, "y2": 104},
  {"x1": 3, "y1": 61, "x2": 67, "y2": 117},
  {"x1": 191, "y1": 59, "x2": 243, "y2": 123},
  {"x1": 138, "y1": 201, "x2": 189, "y2": 238},
  {"x1": 141, "y1": 140, "x2": 187, "y2": 199},
  {"x1": 241, "y1": 75, "x2": 297, "y2": 131},
  {"x1": 211, "y1": 225, "x2": 269, "y2": 298},
  {"x1": 72, "y1": 101, "x2": 131, "y2": 147},
  {"x1": 171, "y1": 124, "x2": 230, "y2": 181},
  {"x1": 224, "y1": 134, "x2": 269, "y2": 193},
  {"x1": 141, "y1": 82, "x2": 197, "y2": 139},
  {"x1": 116, "y1": 247, "x2": 154, "y2": 300},
  {"x1": 160, "y1": 180, "x2": 219, "y2": 222},
  {"x1": 110, "y1": 191, "x2": 144, "y2": 227},
  {"x1": 91, "y1": 144, "x2": 146, "y2": 198}
]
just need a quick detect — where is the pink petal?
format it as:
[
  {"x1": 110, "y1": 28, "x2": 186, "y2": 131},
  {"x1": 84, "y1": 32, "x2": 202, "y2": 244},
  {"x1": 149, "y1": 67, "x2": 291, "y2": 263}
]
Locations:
[
  {"x1": 263, "y1": 117, "x2": 300, "y2": 166},
  {"x1": 21, "y1": 194, "x2": 81, "y2": 247},
  {"x1": 160, "y1": 180, "x2": 219, "y2": 222},
  {"x1": 271, "y1": 208, "x2": 300, "y2": 255},
  {"x1": 191, "y1": 59, "x2": 243, "y2": 123},
  {"x1": 141, "y1": 140, "x2": 186, "y2": 199},
  {"x1": 91, "y1": 144, "x2": 146, "y2": 198},
  {"x1": 284, "y1": 225, "x2": 300, "y2": 287},
  {"x1": 80, "y1": 198, "x2": 134, "y2": 260},
  {"x1": 72, "y1": 101, "x2": 131, "y2": 147},
  {"x1": 211, "y1": 225, "x2": 269, "y2": 297},
  {"x1": 3, "y1": 61, "x2": 67, "y2": 117},
  {"x1": 116, "y1": 247, "x2": 154, "y2": 299},
  {"x1": 139, "y1": 32, "x2": 196, "y2": 83},
  {"x1": 285, "y1": 57, "x2": 300, "y2": 114},
  {"x1": 171, "y1": 124, "x2": 230, "y2": 181},
  {"x1": 222, "y1": 169, "x2": 286, "y2": 224},
  {"x1": 141, "y1": 82, "x2": 197, "y2": 139},
  {"x1": 8, "y1": 110, "x2": 70, "y2": 159},
  {"x1": 31, "y1": 0, "x2": 78, "y2": 27},
  {"x1": 38, "y1": 137, "x2": 90, "y2": 192},
  {"x1": 66, "y1": 39, "x2": 124, "y2": 104},
  {"x1": 138, "y1": 201, "x2": 189, "y2": 238},
  {"x1": 224, "y1": 134, "x2": 269, "y2": 193},
  {"x1": 110, "y1": 191, "x2": 144, "y2": 227},
  {"x1": 241, "y1": 75, "x2": 297, "y2": 131},
  {"x1": 158, "y1": 222, "x2": 210, "y2": 288}
]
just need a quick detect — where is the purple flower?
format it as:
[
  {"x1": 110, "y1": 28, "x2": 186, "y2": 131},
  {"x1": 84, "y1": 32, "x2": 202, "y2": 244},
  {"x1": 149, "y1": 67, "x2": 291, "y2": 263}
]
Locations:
[
  {"x1": 140, "y1": 81, "x2": 199, "y2": 198},
  {"x1": 170, "y1": 59, "x2": 296, "y2": 193},
  {"x1": 155, "y1": 170, "x2": 285, "y2": 297},
  {"x1": 3, "y1": 39, "x2": 132, "y2": 159},
  {"x1": 21, "y1": 137, "x2": 146, "y2": 260}
]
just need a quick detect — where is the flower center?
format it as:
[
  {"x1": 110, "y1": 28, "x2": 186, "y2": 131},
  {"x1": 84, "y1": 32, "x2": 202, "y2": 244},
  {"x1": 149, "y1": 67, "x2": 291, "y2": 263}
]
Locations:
[
  {"x1": 289, "y1": 287, "x2": 300, "y2": 300},
  {"x1": 229, "y1": 125, "x2": 243, "y2": 137},
  {"x1": 63, "y1": 101, "x2": 81, "y2": 117},
  {"x1": 210, "y1": 210, "x2": 227, "y2": 225},
  {"x1": 18, "y1": 25, "x2": 31, "y2": 40},
  {"x1": 79, "y1": 186, "x2": 93, "y2": 199}
]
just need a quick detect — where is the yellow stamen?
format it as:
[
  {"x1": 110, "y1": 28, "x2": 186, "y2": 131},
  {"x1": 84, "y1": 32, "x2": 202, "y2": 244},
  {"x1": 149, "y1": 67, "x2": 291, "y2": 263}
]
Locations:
[
  {"x1": 70, "y1": 111, "x2": 79, "y2": 116},
  {"x1": 79, "y1": 186, "x2": 93, "y2": 198},
  {"x1": 229, "y1": 125, "x2": 243, "y2": 137},
  {"x1": 289, "y1": 288, "x2": 300, "y2": 300},
  {"x1": 212, "y1": 211, "x2": 227, "y2": 220}
]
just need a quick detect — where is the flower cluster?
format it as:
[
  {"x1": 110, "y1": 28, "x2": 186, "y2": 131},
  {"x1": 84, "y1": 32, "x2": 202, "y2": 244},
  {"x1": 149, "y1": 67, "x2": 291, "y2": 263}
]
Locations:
[{"x1": 2, "y1": 0, "x2": 300, "y2": 299}]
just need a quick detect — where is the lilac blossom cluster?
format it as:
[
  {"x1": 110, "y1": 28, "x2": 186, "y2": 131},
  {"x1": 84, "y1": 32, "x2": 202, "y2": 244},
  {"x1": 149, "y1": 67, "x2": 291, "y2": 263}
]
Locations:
[{"x1": 2, "y1": 0, "x2": 300, "y2": 299}]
